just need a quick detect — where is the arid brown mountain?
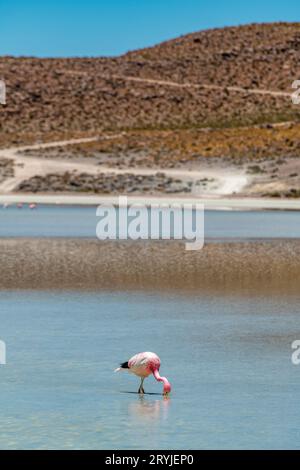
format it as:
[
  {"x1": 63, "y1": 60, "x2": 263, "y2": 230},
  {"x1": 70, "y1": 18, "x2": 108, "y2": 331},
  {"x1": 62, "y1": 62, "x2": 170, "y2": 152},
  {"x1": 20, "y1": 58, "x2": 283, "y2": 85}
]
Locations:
[
  {"x1": 0, "y1": 22, "x2": 299, "y2": 147},
  {"x1": 124, "y1": 22, "x2": 300, "y2": 90}
]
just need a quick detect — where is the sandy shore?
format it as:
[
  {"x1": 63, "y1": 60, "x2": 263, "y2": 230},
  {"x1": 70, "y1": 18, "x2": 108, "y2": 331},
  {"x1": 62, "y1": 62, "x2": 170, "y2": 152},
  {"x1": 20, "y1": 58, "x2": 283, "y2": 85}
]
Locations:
[
  {"x1": 1, "y1": 238, "x2": 300, "y2": 293},
  {"x1": 1, "y1": 137, "x2": 300, "y2": 209},
  {"x1": 0, "y1": 137, "x2": 249, "y2": 197}
]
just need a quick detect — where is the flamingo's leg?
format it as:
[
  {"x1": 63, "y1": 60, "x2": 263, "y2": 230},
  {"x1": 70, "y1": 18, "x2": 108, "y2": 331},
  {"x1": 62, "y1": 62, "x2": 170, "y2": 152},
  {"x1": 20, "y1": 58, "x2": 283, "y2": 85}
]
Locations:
[{"x1": 138, "y1": 378, "x2": 145, "y2": 394}]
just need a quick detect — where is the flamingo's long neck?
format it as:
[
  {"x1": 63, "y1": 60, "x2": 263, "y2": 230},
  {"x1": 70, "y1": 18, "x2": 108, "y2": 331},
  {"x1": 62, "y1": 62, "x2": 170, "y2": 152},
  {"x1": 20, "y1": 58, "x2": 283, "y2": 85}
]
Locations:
[{"x1": 153, "y1": 369, "x2": 171, "y2": 391}]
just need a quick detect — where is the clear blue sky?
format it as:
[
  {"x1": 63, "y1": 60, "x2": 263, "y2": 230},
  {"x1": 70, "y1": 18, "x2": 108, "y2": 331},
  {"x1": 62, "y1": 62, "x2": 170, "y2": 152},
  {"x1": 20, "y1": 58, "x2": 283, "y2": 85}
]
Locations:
[{"x1": 1, "y1": 0, "x2": 299, "y2": 57}]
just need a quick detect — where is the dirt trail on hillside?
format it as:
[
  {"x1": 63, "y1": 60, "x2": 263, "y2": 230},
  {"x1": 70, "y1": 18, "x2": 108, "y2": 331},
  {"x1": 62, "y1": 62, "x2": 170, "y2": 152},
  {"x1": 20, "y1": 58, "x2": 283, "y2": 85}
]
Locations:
[
  {"x1": 111, "y1": 75, "x2": 292, "y2": 98},
  {"x1": 61, "y1": 70, "x2": 291, "y2": 98}
]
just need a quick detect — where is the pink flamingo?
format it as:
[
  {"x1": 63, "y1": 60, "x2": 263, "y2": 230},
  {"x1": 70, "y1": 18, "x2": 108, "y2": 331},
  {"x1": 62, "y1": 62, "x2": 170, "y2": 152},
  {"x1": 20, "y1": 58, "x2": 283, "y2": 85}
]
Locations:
[{"x1": 115, "y1": 351, "x2": 171, "y2": 395}]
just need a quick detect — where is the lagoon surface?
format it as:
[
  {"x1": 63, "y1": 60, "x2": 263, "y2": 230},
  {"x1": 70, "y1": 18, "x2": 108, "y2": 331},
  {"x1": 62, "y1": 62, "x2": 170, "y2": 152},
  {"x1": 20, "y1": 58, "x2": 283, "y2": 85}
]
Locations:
[
  {"x1": 0, "y1": 205, "x2": 300, "y2": 239},
  {"x1": 1, "y1": 290, "x2": 300, "y2": 449},
  {"x1": 1, "y1": 206, "x2": 300, "y2": 449}
]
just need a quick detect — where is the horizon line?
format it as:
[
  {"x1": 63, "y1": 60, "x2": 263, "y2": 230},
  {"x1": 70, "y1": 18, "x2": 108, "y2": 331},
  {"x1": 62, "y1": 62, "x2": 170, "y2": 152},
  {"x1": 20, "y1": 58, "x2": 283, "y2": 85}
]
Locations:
[{"x1": 0, "y1": 20, "x2": 297, "y2": 60}]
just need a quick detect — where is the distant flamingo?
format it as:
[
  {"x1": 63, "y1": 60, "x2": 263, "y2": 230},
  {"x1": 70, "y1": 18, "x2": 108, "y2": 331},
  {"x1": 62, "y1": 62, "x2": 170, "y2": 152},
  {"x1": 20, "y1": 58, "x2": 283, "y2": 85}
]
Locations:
[
  {"x1": 29, "y1": 203, "x2": 37, "y2": 210},
  {"x1": 115, "y1": 351, "x2": 171, "y2": 395}
]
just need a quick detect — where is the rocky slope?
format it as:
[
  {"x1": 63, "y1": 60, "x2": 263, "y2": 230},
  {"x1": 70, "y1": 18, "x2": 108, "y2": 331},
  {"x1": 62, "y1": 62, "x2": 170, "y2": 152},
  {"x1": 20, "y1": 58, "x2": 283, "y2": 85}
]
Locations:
[{"x1": 0, "y1": 22, "x2": 299, "y2": 147}]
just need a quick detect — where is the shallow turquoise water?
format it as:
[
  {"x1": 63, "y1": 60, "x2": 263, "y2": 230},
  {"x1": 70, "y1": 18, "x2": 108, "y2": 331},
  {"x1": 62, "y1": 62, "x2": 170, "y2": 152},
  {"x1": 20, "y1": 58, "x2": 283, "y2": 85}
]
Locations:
[{"x1": 0, "y1": 290, "x2": 300, "y2": 449}]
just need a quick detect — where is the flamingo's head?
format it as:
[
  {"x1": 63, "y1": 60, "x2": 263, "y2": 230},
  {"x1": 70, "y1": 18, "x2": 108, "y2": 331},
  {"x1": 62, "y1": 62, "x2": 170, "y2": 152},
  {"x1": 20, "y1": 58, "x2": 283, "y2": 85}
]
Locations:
[{"x1": 163, "y1": 380, "x2": 171, "y2": 395}]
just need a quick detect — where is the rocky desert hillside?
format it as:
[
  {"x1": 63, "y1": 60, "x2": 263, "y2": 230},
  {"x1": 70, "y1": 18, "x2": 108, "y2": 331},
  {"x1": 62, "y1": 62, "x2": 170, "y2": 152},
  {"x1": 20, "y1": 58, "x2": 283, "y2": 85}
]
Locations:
[{"x1": 0, "y1": 22, "x2": 299, "y2": 148}]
